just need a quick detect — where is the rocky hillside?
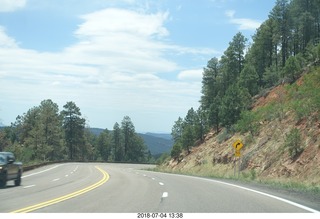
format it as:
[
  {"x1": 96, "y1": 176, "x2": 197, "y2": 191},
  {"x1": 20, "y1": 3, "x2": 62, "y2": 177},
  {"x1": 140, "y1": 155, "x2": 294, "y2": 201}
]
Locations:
[{"x1": 159, "y1": 67, "x2": 320, "y2": 188}]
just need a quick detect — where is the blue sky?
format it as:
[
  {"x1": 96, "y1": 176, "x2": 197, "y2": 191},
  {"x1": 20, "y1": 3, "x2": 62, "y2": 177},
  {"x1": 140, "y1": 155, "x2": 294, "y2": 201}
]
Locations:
[{"x1": 0, "y1": 0, "x2": 276, "y2": 133}]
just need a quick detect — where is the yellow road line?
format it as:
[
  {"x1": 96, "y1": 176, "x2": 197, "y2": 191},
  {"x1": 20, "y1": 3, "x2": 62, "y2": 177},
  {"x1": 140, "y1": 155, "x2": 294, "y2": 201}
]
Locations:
[{"x1": 11, "y1": 166, "x2": 109, "y2": 213}]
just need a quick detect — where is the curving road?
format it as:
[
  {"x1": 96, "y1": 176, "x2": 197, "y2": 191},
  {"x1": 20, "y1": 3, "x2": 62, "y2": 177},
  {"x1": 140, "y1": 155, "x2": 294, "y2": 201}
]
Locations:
[{"x1": 0, "y1": 163, "x2": 318, "y2": 213}]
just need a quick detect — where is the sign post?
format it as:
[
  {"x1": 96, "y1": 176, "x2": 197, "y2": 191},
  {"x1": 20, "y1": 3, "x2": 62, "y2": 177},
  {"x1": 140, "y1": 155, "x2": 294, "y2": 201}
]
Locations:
[{"x1": 232, "y1": 140, "x2": 243, "y2": 178}]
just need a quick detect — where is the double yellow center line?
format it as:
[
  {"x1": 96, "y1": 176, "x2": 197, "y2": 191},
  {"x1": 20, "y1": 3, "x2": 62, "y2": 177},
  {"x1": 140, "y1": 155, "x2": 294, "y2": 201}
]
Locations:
[{"x1": 12, "y1": 166, "x2": 110, "y2": 213}]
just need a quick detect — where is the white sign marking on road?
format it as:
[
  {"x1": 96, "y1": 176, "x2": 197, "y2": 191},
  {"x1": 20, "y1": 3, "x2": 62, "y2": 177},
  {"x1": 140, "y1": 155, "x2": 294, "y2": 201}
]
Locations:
[{"x1": 162, "y1": 192, "x2": 168, "y2": 198}]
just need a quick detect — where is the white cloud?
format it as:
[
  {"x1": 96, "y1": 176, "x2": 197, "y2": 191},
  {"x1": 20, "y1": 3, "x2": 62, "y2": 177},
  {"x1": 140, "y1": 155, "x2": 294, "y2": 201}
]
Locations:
[
  {"x1": 225, "y1": 10, "x2": 261, "y2": 31},
  {"x1": 0, "y1": 0, "x2": 27, "y2": 12},
  {"x1": 76, "y1": 8, "x2": 169, "y2": 38},
  {"x1": 0, "y1": 7, "x2": 208, "y2": 131},
  {"x1": 178, "y1": 69, "x2": 203, "y2": 81},
  {"x1": 65, "y1": 8, "x2": 177, "y2": 74},
  {"x1": 0, "y1": 26, "x2": 18, "y2": 47}
]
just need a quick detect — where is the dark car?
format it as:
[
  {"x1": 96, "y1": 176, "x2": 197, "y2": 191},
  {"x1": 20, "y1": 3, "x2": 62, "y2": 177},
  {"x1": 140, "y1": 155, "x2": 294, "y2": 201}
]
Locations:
[{"x1": 0, "y1": 152, "x2": 23, "y2": 188}]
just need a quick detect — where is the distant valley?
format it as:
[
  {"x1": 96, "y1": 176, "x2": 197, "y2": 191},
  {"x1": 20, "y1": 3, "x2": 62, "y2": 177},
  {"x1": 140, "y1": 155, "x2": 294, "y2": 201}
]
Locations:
[{"x1": 88, "y1": 128, "x2": 173, "y2": 156}]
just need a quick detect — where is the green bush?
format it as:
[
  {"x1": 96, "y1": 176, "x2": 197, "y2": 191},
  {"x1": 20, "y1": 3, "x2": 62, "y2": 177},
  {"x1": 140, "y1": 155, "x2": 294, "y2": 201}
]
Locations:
[
  {"x1": 217, "y1": 128, "x2": 234, "y2": 143},
  {"x1": 236, "y1": 110, "x2": 260, "y2": 136},
  {"x1": 287, "y1": 68, "x2": 320, "y2": 122},
  {"x1": 284, "y1": 128, "x2": 304, "y2": 159},
  {"x1": 156, "y1": 153, "x2": 170, "y2": 165},
  {"x1": 170, "y1": 143, "x2": 182, "y2": 159}
]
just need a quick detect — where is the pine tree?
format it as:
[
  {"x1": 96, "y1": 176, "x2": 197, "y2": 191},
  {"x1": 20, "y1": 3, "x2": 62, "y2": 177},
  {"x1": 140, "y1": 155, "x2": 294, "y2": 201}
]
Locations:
[
  {"x1": 61, "y1": 101, "x2": 86, "y2": 160},
  {"x1": 97, "y1": 129, "x2": 111, "y2": 161},
  {"x1": 238, "y1": 64, "x2": 259, "y2": 96},
  {"x1": 269, "y1": 0, "x2": 291, "y2": 67},
  {"x1": 220, "y1": 84, "x2": 251, "y2": 128},
  {"x1": 247, "y1": 19, "x2": 275, "y2": 86},
  {"x1": 38, "y1": 99, "x2": 63, "y2": 161},
  {"x1": 112, "y1": 122, "x2": 123, "y2": 162},
  {"x1": 120, "y1": 116, "x2": 146, "y2": 162},
  {"x1": 200, "y1": 57, "x2": 220, "y2": 109}
]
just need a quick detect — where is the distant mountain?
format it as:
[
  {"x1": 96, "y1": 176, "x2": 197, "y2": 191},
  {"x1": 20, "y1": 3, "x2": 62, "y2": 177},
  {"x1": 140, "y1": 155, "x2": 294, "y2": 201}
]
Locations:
[
  {"x1": 0, "y1": 125, "x2": 7, "y2": 131},
  {"x1": 144, "y1": 132, "x2": 172, "y2": 141},
  {"x1": 138, "y1": 133, "x2": 173, "y2": 156},
  {"x1": 87, "y1": 128, "x2": 173, "y2": 156},
  {"x1": 88, "y1": 128, "x2": 105, "y2": 136}
]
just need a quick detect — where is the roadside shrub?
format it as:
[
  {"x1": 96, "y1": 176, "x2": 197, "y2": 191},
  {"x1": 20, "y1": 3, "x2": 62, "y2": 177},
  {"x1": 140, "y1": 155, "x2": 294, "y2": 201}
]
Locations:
[
  {"x1": 241, "y1": 169, "x2": 257, "y2": 181},
  {"x1": 236, "y1": 110, "x2": 260, "y2": 136},
  {"x1": 156, "y1": 153, "x2": 170, "y2": 165},
  {"x1": 284, "y1": 128, "x2": 304, "y2": 159},
  {"x1": 217, "y1": 127, "x2": 234, "y2": 143},
  {"x1": 170, "y1": 143, "x2": 182, "y2": 159},
  {"x1": 287, "y1": 69, "x2": 320, "y2": 122}
]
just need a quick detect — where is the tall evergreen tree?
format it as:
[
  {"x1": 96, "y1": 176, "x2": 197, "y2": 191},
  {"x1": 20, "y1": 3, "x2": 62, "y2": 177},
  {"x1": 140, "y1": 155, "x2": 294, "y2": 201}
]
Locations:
[
  {"x1": 38, "y1": 99, "x2": 63, "y2": 160},
  {"x1": 220, "y1": 32, "x2": 248, "y2": 93},
  {"x1": 96, "y1": 129, "x2": 111, "y2": 161},
  {"x1": 194, "y1": 107, "x2": 207, "y2": 143},
  {"x1": 112, "y1": 122, "x2": 123, "y2": 162},
  {"x1": 61, "y1": 101, "x2": 86, "y2": 160},
  {"x1": 23, "y1": 107, "x2": 41, "y2": 160},
  {"x1": 220, "y1": 84, "x2": 251, "y2": 128},
  {"x1": 127, "y1": 134, "x2": 147, "y2": 163},
  {"x1": 200, "y1": 57, "x2": 221, "y2": 109},
  {"x1": 290, "y1": 0, "x2": 320, "y2": 51},
  {"x1": 238, "y1": 64, "x2": 259, "y2": 96},
  {"x1": 269, "y1": 0, "x2": 291, "y2": 67},
  {"x1": 121, "y1": 116, "x2": 135, "y2": 160},
  {"x1": 181, "y1": 125, "x2": 193, "y2": 154},
  {"x1": 208, "y1": 95, "x2": 222, "y2": 133},
  {"x1": 120, "y1": 116, "x2": 146, "y2": 162},
  {"x1": 247, "y1": 19, "x2": 275, "y2": 86}
]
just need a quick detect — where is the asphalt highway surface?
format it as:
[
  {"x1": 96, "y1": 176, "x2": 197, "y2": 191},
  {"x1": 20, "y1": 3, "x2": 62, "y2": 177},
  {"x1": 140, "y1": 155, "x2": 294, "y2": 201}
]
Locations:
[{"x1": 0, "y1": 163, "x2": 319, "y2": 213}]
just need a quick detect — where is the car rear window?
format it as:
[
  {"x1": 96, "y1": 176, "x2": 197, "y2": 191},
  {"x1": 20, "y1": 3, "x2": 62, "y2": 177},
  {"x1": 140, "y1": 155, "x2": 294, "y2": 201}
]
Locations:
[{"x1": 0, "y1": 154, "x2": 5, "y2": 163}]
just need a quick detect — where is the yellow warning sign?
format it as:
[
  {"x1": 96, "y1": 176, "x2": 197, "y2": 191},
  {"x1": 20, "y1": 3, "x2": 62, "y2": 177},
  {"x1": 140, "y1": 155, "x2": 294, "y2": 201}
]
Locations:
[{"x1": 232, "y1": 140, "x2": 243, "y2": 150}]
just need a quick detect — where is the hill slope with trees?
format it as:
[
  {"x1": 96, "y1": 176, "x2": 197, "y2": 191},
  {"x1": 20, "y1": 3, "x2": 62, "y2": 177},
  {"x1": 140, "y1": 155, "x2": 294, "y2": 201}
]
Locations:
[
  {"x1": 159, "y1": 67, "x2": 320, "y2": 188},
  {"x1": 159, "y1": 0, "x2": 320, "y2": 189}
]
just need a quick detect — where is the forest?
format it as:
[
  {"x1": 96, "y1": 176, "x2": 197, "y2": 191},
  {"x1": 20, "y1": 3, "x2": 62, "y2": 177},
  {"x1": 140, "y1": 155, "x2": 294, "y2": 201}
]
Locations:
[
  {"x1": 170, "y1": 0, "x2": 320, "y2": 158},
  {"x1": 0, "y1": 100, "x2": 151, "y2": 164}
]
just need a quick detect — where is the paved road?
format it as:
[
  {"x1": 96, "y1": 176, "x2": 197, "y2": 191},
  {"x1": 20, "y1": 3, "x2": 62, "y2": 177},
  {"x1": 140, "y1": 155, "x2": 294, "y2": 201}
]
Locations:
[{"x1": 0, "y1": 163, "x2": 318, "y2": 213}]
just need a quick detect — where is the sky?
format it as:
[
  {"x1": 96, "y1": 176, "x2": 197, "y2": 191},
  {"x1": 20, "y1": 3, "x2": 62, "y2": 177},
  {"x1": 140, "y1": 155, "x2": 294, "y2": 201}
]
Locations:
[{"x1": 0, "y1": 0, "x2": 276, "y2": 133}]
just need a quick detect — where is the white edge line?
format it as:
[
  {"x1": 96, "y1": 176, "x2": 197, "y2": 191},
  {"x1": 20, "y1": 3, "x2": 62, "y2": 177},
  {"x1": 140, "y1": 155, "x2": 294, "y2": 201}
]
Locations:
[
  {"x1": 156, "y1": 172, "x2": 320, "y2": 213},
  {"x1": 22, "y1": 164, "x2": 64, "y2": 178},
  {"x1": 210, "y1": 179, "x2": 320, "y2": 213}
]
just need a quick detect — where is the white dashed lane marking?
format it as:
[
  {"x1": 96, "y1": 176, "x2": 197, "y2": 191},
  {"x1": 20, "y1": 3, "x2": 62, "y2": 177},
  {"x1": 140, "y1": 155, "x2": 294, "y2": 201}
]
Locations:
[
  {"x1": 23, "y1": 185, "x2": 35, "y2": 189},
  {"x1": 162, "y1": 192, "x2": 168, "y2": 198}
]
